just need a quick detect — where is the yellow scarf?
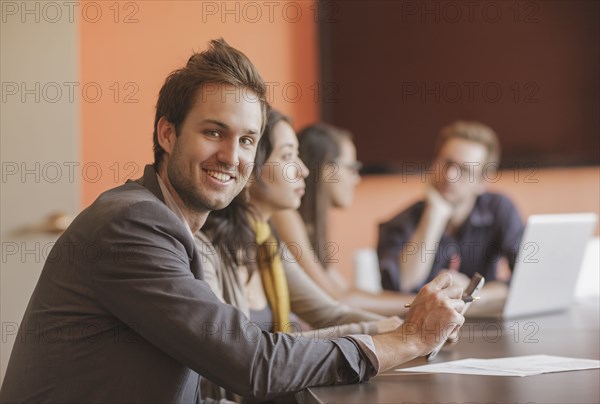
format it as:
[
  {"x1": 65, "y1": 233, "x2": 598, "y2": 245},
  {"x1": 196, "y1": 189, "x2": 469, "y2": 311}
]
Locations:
[{"x1": 252, "y1": 219, "x2": 291, "y2": 333}]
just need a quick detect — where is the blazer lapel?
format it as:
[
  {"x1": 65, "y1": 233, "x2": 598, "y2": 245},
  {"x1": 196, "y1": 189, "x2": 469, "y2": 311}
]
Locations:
[
  {"x1": 132, "y1": 164, "x2": 204, "y2": 280},
  {"x1": 189, "y1": 248, "x2": 204, "y2": 281},
  {"x1": 133, "y1": 164, "x2": 165, "y2": 204}
]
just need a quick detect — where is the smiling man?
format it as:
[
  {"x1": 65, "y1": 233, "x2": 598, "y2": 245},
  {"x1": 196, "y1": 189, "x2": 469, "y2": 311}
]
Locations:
[
  {"x1": 378, "y1": 121, "x2": 524, "y2": 304},
  {"x1": 154, "y1": 80, "x2": 262, "y2": 231},
  {"x1": 1, "y1": 40, "x2": 467, "y2": 403}
]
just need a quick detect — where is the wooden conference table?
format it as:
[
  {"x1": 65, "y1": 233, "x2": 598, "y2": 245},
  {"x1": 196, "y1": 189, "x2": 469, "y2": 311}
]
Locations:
[{"x1": 296, "y1": 297, "x2": 600, "y2": 404}]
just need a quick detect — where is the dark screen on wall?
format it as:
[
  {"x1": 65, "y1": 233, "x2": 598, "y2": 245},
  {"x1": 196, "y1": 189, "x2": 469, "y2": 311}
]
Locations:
[{"x1": 318, "y1": 0, "x2": 599, "y2": 173}]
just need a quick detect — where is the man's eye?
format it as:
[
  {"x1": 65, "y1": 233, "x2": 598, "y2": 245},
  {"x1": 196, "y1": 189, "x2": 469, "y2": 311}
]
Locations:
[
  {"x1": 205, "y1": 130, "x2": 220, "y2": 137},
  {"x1": 240, "y1": 137, "x2": 254, "y2": 146}
]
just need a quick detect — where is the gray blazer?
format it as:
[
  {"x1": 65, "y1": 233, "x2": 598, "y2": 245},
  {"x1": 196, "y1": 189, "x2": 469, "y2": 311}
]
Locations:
[{"x1": 0, "y1": 165, "x2": 373, "y2": 403}]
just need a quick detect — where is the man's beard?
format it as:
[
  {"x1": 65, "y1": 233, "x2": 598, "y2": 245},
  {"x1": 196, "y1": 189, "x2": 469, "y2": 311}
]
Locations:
[{"x1": 167, "y1": 161, "x2": 237, "y2": 214}]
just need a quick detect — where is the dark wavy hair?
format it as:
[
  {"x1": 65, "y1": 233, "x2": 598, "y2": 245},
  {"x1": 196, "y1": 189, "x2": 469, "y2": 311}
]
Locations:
[
  {"x1": 297, "y1": 124, "x2": 353, "y2": 267},
  {"x1": 201, "y1": 107, "x2": 291, "y2": 274},
  {"x1": 153, "y1": 38, "x2": 267, "y2": 170}
]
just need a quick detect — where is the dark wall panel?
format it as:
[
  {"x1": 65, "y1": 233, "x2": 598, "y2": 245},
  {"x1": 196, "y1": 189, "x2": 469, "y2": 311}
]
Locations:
[{"x1": 319, "y1": 0, "x2": 599, "y2": 171}]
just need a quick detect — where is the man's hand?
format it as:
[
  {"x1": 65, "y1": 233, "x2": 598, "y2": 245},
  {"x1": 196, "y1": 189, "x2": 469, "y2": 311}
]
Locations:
[
  {"x1": 438, "y1": 269, "x2": 471, "y2": 291},
  {"x1": 372, "y1": 273, "x2": 465, "y2": 371},
  {"x1": 401, "y1": 272, "x2": 465, "y2": 351},
  {"x1": 375, "y1": 316, "x2": 403, "y2": 334},
  {"x1": 426, "y1": 186, "x2": 453, "y2": 223},
  {"x1": 398, "y1": 187, "x2": 455, "y2": 292}
]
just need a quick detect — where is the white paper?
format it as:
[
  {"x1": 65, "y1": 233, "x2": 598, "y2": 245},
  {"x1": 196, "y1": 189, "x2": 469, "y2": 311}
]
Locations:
[{"x1": 396, "y1": 355, "x2": 600, "y2": 377}]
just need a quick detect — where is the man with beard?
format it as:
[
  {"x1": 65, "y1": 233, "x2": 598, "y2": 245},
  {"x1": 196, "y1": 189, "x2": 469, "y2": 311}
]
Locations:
[{"x1": 1, "y1": 39, "x2": 466, "y2": 403}]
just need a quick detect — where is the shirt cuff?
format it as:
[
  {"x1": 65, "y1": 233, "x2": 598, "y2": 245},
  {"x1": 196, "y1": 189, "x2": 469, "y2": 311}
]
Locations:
[{"x1": 346, "y1": 334, "x2": 381, "y2": 375}]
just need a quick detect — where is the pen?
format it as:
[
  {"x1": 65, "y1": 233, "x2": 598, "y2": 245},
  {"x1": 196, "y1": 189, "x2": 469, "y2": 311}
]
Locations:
[{"x1": 404, "y1": 295, "x2": 480, "y2": 308}]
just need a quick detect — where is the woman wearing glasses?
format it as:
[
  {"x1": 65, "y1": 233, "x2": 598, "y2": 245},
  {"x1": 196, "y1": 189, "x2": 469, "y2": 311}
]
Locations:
[{"x1": 271, "y1": 124, "x2": 414, "y2": 317}]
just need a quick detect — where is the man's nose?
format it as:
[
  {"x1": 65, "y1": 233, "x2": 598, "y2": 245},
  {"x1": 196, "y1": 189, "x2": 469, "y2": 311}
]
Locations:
[
  {"x1": 444, "y1": 164, "x2": 460, "y2": 182},
  {"x1": 217, "y1": 139, "x2": 239, "y2": 167}
]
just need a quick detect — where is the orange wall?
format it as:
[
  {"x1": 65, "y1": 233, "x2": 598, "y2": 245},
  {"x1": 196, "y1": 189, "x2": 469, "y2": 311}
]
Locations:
[{"x1": 80, "y1": 0, "x2": 319, "y2": 206}]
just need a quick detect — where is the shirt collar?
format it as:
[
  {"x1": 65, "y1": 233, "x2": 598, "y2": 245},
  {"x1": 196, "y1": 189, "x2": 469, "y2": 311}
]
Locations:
[
  {"x1": 156, "y1": 173, "x2": 194, "y2": 239},
  {"x1": 467, "y1": 195, "x2": 495, "y2": 227}
]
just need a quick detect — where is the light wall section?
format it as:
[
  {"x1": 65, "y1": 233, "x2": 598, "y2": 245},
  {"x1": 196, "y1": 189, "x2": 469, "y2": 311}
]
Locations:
[
  {"x1": 80, "y1": 0, "x2": 319, "y2": 206},
  {"x1": 0, "y1": 6, "x2": 80, "y2": 383}
]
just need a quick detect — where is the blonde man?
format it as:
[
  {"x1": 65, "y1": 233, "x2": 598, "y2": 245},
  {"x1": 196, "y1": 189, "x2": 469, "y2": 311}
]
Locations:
[{"x1": 378, "y1": 121, "x2": 524, "y2": 312}]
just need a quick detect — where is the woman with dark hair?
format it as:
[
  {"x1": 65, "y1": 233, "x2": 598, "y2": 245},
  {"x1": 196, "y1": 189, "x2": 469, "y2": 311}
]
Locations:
[
  {"x1": 271, "y1": 124, "x2": 414, "y2": 317},
  {"x1": 196, "y1": 108, "x2": 402, "y2": 337}
]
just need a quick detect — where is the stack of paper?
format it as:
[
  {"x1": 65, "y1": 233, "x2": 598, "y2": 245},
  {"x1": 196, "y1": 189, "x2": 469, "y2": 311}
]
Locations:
[{"x1": 396, "y1": 355, "x2": 600, "y2": 377}]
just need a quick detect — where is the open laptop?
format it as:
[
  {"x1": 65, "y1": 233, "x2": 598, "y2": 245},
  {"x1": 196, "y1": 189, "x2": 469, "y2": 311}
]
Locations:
[{"x1": 470, "y1": 213, "x2": 597, "y2": 320}]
